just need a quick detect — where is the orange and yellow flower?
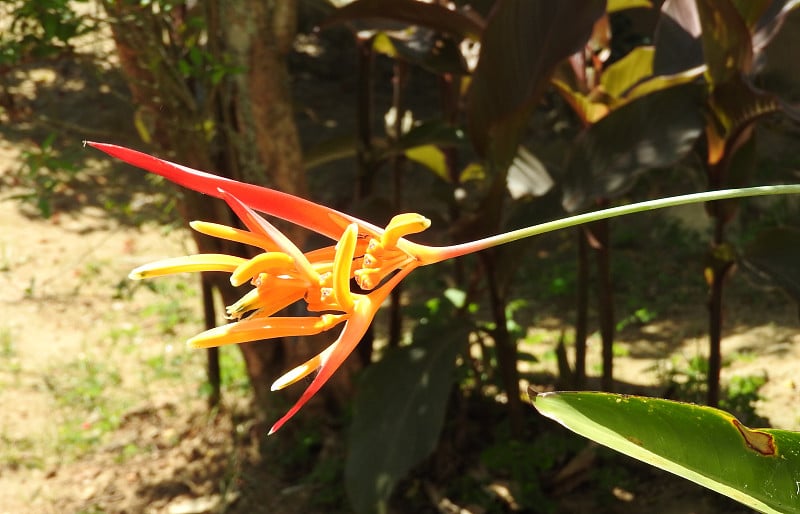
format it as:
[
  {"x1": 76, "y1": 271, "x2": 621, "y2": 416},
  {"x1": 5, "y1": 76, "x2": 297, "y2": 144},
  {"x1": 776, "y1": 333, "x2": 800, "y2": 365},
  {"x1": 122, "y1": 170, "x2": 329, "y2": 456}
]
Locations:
[{"x1": 88, "y1": 142, "x2": 442, "y2": 433}]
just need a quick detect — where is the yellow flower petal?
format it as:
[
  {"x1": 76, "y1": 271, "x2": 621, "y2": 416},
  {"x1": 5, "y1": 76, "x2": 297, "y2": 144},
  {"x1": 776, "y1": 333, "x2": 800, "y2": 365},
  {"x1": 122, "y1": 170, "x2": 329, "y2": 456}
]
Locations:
[
  {"x1": 188, "y1": 313, "x2": 348, "y2": 348},
  {"x1": 332, "y1": 223, "x2": 358, "y2": 312},
  {"x1": 226, "y1": 282, "x2": 305, "y2": 319},
  {"x1": 271, "y1": 341, "x2": 339, "y2": 391},
  {"x1": 129, "y1": 254, "x2": 246, "y2": 279},
  {"x1": 189, "y1": 221, "x2": 279, "y2": 251},
  {"x1": 354, "y1": 253, "x2": 412, "y2": 290},
  {"x1": 380, "y1": 213, "x2": 431, "y2": 249},
  {"x1": 230, "y1": 252, "x2": 295, "y2": 287}
]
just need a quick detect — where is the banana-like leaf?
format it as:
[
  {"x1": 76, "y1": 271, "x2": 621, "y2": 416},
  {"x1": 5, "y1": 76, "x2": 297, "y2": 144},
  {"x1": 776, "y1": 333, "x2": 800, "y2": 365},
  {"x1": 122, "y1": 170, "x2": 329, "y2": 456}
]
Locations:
[
  {"x1": 695, "y1": 0, "x2": 754, "y2": 83},
  {"x1": 653, "y1": 0, "x2": 704, "y2": 76},
  {"x1": 467, "y1": 0, "x2": 605, "y2": 169},
  {"x1": 561, "y1": 82, "x2": 705, "y2": 211},
  {"x1": 530, "y1": 389, "x2": 800, "y2": 514}
]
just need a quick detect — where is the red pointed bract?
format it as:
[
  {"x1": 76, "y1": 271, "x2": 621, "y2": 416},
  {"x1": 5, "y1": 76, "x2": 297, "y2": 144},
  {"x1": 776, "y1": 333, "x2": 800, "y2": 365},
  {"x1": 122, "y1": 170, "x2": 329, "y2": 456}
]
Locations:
[{"x1": 86, "y1": 141, "x2": 382, "y2": 240}]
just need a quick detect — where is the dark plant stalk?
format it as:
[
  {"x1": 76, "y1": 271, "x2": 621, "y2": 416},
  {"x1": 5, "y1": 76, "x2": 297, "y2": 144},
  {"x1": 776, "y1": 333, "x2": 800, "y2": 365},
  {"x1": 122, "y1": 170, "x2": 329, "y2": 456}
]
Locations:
[
  {"x1": 480, "y1": 251, "x2": 523, "y2": 437},
  {"x1": 574, "y1": 227, "x2": 589, "y2": 388},
  {"x1": 202, "y1": 274, "x2": 221, "y2": 407},
  {"x1": 706, "y1": 217, "x2": 731, "y2": 408},
  {"x1": 355, "y1": 35, "x2": 375, "y2": 199},
  {"x1": 388, "y1": 60, "x2": 408, "y2": 349},
  {"x1": 707, "y1": 268, "x2": 723, "y2": 407},
  {"x1": 590, "y1": 217, "x2": 614, "y2": 392},
  {"x1": 440, "y1": 73, "x2": 465, "y2": 285}
]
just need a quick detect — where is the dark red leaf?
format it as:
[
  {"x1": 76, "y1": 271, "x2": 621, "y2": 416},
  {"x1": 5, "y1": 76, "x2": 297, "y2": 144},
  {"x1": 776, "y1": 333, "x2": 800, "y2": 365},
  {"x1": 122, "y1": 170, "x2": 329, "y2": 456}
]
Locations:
[{"x1": 467, "y1": 0, "x2": 605, "y2": 169}]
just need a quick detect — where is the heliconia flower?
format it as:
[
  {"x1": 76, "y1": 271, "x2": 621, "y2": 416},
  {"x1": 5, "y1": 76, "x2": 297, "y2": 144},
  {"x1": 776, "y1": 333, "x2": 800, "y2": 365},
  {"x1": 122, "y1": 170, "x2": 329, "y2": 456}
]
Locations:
[
  {"x1": 86, "y1": 142, "x2": 451, "y2": 434},
  {"x1": 86, "y1": 141, "x2": 800, "y2": 433}
]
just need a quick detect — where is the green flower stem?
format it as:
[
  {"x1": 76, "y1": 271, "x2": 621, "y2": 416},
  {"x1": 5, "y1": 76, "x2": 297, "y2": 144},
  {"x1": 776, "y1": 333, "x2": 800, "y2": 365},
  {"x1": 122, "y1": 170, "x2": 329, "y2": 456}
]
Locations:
[{"x1": 421, "y1": 184, "x2": 800, "y2": 263}]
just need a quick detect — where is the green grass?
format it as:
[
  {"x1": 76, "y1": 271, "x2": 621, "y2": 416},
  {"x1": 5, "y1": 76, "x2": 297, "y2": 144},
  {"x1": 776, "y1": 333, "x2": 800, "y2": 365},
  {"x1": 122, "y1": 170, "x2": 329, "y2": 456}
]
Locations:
[{"x1": 140, "y1": 278, "x2": 199, "y2": 334}]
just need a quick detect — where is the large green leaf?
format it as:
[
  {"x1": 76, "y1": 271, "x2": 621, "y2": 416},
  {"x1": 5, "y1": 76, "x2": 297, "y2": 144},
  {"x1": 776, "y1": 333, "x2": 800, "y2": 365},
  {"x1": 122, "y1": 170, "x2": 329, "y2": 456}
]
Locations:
[
  {"x1": 743, "y1": 226, "x2": 800, "y2": 303},
  {"x1": 562, "y1": 82, "x2": 704, "y2": 211},
  {"x1": 467, "y1": 0, "x2": 605, "y2": 169},
  {"x1": 530, "y1": 390, "x2": 800, "y2": 514},
  {"x1": 345, "y1": 310, "x2": 466, "y2": 514}
]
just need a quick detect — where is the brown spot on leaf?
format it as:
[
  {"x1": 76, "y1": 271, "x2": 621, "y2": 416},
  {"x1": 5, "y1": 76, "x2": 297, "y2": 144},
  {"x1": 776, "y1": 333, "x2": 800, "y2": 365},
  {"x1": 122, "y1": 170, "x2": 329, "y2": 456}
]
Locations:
[
  {"x1": 732, "y1": 419, "x2": 776, "y2": 456},
  {"x1": 626, "y1": 436, "x2": 644, "y2": 447}
]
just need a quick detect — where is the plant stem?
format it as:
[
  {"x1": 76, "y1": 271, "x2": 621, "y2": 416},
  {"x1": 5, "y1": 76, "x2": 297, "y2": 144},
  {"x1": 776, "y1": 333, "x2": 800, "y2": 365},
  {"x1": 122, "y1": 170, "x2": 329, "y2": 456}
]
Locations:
[
  {"x1": 707, "y1": 263, "x2": 724, "y2": 407},
  {"x1": 355, "y1": 35, "x2": 375, "y2": 199},
  {"x1": 574, "y1": 228, "x2": 589, "y2": 388},
  {"x1": 388, "y1": 60, "x2": 408, "y2": 349},
  {"x1": 590, "y1": 218, "x2": 615, "y2": 392},
  {"x1": 421, "y1": 185, "x2": 800, "y2": 263},
  {"x1": 480, "y1": 252, "x2": 523, "y2": 437},
  {"x1": 202, "y1": 274, "x2": 221, "y2": 408}
]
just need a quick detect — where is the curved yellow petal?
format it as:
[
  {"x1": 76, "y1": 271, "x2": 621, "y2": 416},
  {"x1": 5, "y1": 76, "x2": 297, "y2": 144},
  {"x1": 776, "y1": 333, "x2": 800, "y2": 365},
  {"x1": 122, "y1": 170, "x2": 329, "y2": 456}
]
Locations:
[
  {"x1": 271, "y1": 346, "x2": 331, "y2": 391},
  {"x1": 129, "y1": 254, "x2": 246, "y2": 279},
  {"x1": 380, "y1": 213, "x2": 431, "y2": 249},
  {"x1": 189, "y1": 221, "x2": 279, "y2": 251},
  {"x1": 188, "y1": 314, "x2": 347, "y2": 348},
  {"x1": 332, "y1": 223, "x2": 358, "y2": 312},
  {"x1": 230, "y1": 252, "x2": 295, "y2": 287},
  {"x1": 354, "y1": 253, "x2": 412, "y2": 290}
]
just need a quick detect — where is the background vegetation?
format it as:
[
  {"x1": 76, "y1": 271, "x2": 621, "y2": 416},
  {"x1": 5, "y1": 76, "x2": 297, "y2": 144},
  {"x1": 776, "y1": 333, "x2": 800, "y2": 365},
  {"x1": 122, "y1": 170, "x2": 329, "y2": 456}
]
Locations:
[{"x1": 2, "y1": 0, "x2": 800, "y2": 512}]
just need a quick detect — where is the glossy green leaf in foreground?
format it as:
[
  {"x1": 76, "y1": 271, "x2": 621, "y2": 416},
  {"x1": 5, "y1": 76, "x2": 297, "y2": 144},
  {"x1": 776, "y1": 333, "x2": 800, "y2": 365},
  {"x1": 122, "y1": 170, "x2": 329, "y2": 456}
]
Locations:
[{"x1": 530, "y1": 389, "x2": 800, "y2": 513}]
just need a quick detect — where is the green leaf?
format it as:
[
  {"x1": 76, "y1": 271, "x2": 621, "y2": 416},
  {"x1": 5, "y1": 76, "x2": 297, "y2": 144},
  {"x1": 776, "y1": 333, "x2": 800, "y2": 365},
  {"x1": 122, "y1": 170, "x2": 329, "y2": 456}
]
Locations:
[
  {"x1": 467, "y1": 0, "x2": 605, "y2": 169},
  {"x1": 600, "y1": 46, "x2": 655, "y2": 99},
  {"x1": 562, "y1": 82, "x2": 705, "y2": 211},
  {"x1": 607, "y1": 0, "x2": 652, "y2": 12},
  {"x1": 695, "y1": 0, "x2": 754, "y2": 83},
  {"x1": 706, "y1": 77, "x2": 780, "y2": 166},
  {"x1": 345, "y1": 315, "x2": 466, "y2": 514},
  {"x1": 730, "y1": 0, "x2": 773, "y2": 29},
  {"x1": 552, "y1": 78, "x2": 609, "y2": 124},
  {"x1": 394, "y1": 120, "x2": 465, "y2": 152},
  {"x1": 372, "y1": 31, "x2": 469, "y2": 75},
  {"x1": 530, "y1": 390, "x2": 800, "y2": 514},
  {"x1": 623, "y1": 63, "x2": 705, "y2": 102},
  {"x1": 743, "y1": 226, "x2": 800, "y2": 303},
  {"x1": 304, "y1": 134, "x2": 359, "y2": 170},
  {"x1": 405, "y1": 145, "x2": 449, "y2": 182}
]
